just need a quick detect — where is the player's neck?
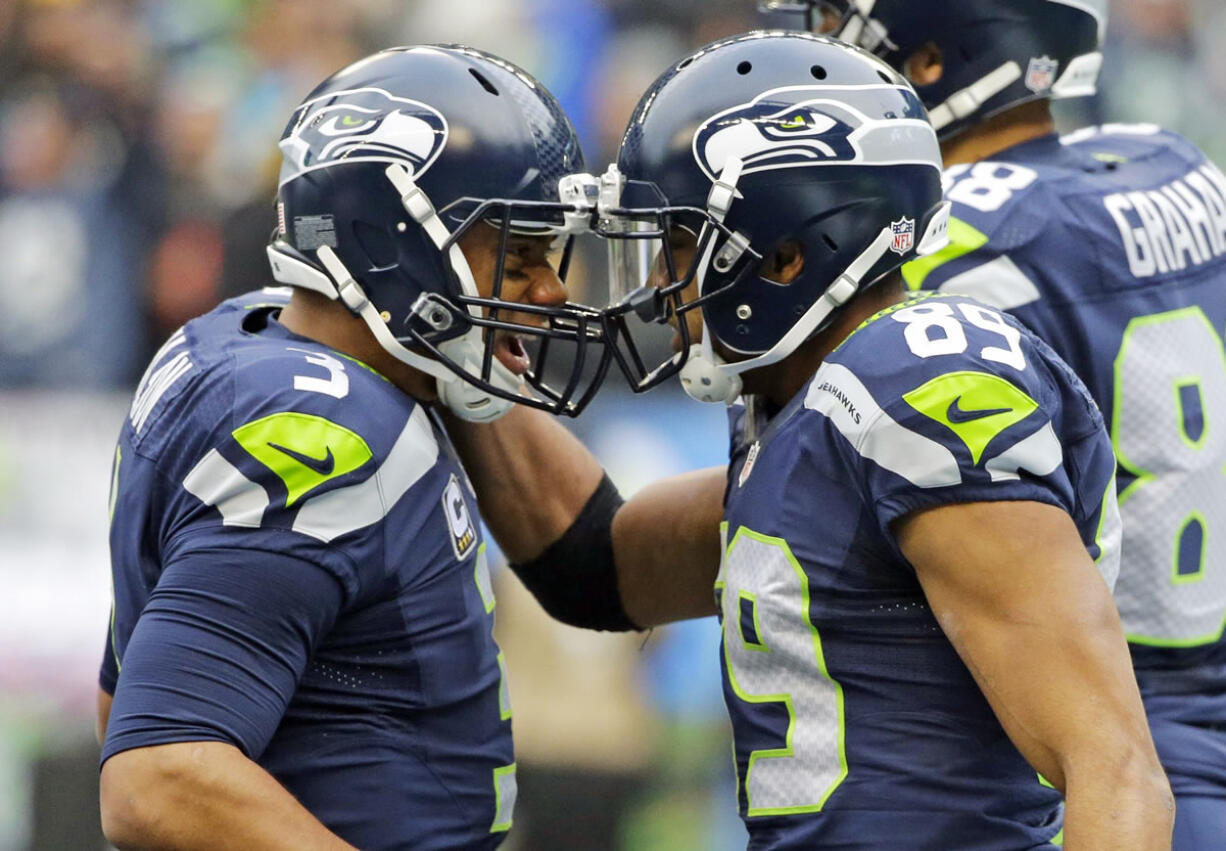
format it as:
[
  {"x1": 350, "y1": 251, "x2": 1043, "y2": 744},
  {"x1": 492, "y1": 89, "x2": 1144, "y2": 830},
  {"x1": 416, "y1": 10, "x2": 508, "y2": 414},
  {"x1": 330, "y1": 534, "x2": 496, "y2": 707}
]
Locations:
[
  {"x1": 748, "y1": 277, "x2": 906, "y2": 409},
  {"x1": 279, "y1": 289, "x2": 438, "y2": 401},
  {"x1": 939, "y1": 100, "x2": 1056, "y2": 166}
]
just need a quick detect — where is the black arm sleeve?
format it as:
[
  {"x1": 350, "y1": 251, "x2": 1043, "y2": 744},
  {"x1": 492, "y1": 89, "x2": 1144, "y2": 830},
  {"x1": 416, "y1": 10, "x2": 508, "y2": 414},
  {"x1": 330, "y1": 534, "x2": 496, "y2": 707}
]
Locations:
[{"x1": 509, "y1": 474, "x2": 641, "y2": 632}]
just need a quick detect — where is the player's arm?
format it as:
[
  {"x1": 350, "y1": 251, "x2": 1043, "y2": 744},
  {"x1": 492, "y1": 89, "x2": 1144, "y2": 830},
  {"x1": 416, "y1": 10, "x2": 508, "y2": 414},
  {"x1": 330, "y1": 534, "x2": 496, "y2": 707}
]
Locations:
[
  {"x1": 102, "y1": 742, "x2": 355, "y2": 850},
  {"x1": 895, "y1": 499, "x2": 1174, "y2": 851},
  {"x1": 98, "y1": 619, "x2": 119, "y2": 744},
  {"x1": 100, "y1": 547, "x2": 356, "y2": 850},
  {"x1": 442, "y1": 405, "x2": 724, "y2": 627},
  {"x1": 97, "y1": 688, "x2": 113, "y2": 745}
]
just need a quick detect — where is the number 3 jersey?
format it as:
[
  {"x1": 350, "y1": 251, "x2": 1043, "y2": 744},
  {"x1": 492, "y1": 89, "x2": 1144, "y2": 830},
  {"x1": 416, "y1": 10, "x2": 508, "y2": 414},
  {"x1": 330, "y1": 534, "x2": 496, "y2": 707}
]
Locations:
[
  {"x1": 719, "y1": 293, "x2": 1119, "y2": 850},
  {"x1": 100, "y1": 291, "x2": 515, "y2": 850},
  {"x1": 908, "y1": 126, "x2": 1226, "y2": 798}
]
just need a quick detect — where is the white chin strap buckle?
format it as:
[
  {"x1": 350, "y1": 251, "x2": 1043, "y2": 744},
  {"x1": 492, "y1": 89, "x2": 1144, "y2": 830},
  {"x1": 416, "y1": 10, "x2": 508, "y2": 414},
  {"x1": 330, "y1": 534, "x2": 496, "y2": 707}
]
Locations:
[
  {"x1": 436, "y1": 378, "x2": 516, "y2": 423},
  {"x1": 679, "y1": 344, "x2": 742, "y2": 405},
  {"x1": 435, "y1": 337, "x2": 522, "y2": 423}
]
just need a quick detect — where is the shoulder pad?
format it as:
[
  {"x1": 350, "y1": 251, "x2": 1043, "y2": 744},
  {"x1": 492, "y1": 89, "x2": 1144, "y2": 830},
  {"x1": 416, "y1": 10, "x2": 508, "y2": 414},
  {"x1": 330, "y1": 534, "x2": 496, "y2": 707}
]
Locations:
[{"x1": 813, "y1": 295, "x2": 1063, "y2": 483}]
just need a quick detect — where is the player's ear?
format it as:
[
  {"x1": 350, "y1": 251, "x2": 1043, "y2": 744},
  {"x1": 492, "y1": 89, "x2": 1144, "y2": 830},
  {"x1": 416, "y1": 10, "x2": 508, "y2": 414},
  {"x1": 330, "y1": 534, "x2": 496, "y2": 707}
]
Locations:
[
  {"x1": 762, "y1": 240, "x2": 805, "y2": 284},
  {"x1": 904, "y1": 42, "x2": 944, "y2": 87}
]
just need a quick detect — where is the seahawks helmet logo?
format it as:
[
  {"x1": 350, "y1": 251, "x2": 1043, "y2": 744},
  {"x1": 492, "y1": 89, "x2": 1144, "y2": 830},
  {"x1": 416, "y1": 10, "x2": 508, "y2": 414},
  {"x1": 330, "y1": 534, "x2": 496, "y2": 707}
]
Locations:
[
  {"x1": 693, "y1": 90, "x2": 867, "y2": 181},
  {"x1": 278, "y1": 87, "x2": 448, "y2": 183}
]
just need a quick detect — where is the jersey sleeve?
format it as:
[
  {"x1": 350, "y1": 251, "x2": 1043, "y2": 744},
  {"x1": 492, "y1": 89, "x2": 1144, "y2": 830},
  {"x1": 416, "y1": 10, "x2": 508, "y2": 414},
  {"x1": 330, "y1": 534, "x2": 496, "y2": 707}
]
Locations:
[
  {"x1": 101, "y1": 541, "x2": 345, "y2": 765},
  {"x1": 864, "y1": 371, "x2": 1077, "y2": 528},
  {"x1": 163, "y1": 354, "x2": 440, "y2": 602},
  {"x1": 807, "y1": 296, "x2": 1111, "y2": 553}
]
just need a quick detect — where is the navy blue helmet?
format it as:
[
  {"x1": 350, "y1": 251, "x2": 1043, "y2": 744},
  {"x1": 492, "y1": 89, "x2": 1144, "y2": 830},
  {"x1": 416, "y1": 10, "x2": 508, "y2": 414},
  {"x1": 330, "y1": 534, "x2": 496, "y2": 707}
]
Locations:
[
  {"x1": 267, "y1": 45, "x2": 607, "y2": 420},
  {"x1": 765, "y1": 0, "x2": 1107, "y2": 139},
  {"x1": 599, "y1": 32, "x2": 950, "y2": 403}
]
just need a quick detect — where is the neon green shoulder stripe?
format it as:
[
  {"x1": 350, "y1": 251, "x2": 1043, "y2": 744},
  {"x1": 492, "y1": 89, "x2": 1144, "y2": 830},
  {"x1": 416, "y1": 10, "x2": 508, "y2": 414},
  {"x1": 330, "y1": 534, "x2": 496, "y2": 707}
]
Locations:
[
  {"x1": 233, "y1": 412, "x2": 373, "y2": 506},
  {"x1": 903, "y1": 371, "x2": 1039, "y2": 465}
]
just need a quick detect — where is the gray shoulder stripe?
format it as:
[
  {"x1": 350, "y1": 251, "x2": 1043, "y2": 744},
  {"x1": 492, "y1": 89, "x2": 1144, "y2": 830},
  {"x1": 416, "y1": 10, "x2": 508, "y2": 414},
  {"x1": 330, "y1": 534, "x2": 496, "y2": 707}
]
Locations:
[
  {"x1": 805, "y1": 362, "x2": 961, "y2": 488},
  {"x1": 183, "y1": 448, "x2": 269, "y2": 527},
  {"x1": 935, "y1": 255, "x2": 1040, "y2": 310},
  {"x1": 293, "y1": 405, "x2": 439, "y2": 542},
  {"x1": 984, "y1": 420, "x2": 1062, "y2": 483}
]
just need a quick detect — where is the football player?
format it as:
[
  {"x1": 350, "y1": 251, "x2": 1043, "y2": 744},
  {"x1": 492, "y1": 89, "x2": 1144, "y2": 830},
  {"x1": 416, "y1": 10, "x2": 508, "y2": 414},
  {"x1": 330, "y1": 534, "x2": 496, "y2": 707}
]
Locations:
[
  {"x1": 97, "y1": 45, "x2": 613, "y2": 850},
  {"x1": 794, "y1": 1, "x2": 1226, "y2": 846},
  {"x1": 445, "y1": 32, "x2": 1173, "y2": 849}
]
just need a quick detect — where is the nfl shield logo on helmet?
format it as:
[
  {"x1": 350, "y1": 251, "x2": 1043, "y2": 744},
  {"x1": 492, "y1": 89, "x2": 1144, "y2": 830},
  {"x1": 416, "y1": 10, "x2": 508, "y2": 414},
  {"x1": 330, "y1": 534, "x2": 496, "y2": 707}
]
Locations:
[
  {"x1": 889, "y1": 217, "x2": 915, "y2": 255},
  {"x1": 1025, "y1": 56, "x2": 1060, "y2": 93}
]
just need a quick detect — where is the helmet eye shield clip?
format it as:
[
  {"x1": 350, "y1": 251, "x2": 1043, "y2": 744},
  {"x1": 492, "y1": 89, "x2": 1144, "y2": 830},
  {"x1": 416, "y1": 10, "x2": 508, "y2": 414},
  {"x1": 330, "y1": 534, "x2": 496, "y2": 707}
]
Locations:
[{"x1": 594, "y1": 164, "x2": 768, "y2": 392}]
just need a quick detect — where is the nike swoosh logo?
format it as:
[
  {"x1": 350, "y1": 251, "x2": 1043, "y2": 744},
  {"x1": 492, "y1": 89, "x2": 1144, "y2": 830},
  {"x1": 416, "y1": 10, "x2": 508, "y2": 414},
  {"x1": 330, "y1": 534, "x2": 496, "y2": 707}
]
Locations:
[
  {"x1": 267, "y1": 442, "x2": 336, "y2": 476},
  {"x1": 946, "y1": 396, "x2": 1013, "y2": 424}
]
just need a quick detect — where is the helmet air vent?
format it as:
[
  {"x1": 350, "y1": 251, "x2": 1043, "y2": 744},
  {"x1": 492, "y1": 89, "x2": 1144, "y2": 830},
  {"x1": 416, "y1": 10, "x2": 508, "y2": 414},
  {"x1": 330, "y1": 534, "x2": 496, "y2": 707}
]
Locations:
[
  {"x1": 737, "y1": 61, "x2": 753, "y2": 75},
  {"x1": 822, "y1": 234, "x2": 839, "y2": 252},
  {"x1": 469, "y1": 68, "x2": 500, "y2": 96},
  {"x1": 810, "y1": 65, "x2": 827, "y2": 80}
]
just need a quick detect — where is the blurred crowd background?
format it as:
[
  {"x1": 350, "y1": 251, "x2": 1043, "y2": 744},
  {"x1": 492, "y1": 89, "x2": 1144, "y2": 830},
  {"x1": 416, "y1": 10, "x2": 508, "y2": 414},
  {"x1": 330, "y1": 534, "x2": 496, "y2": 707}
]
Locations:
[{"x1": 0, "y1": 0, "x2": 1222, "y2": 848}]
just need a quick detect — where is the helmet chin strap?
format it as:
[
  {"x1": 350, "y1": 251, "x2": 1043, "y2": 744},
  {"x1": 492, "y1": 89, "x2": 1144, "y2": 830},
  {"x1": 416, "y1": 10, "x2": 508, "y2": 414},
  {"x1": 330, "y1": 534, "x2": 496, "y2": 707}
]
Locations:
[
  {"x1": 306, "y1": 163, "x2": 525, "y2": 423},
  {"x1": 679, "y1": 158, "x2": 748, "y2": 404},
  {"x1": 679, "y1": 229, "x2": 887, "y2": 405},
  {"x1": 926, "y1": 61, "x2": 1022, "y2": 133},
  {"x1": 382, "y1": 163, "x2": 524, "y2": 422},
  {"x1": 679, "y1": 196, "x2": 952, "y2": 406},
  {"x1": 679, "y1": 342, "x2": 743, "y2": 405}
]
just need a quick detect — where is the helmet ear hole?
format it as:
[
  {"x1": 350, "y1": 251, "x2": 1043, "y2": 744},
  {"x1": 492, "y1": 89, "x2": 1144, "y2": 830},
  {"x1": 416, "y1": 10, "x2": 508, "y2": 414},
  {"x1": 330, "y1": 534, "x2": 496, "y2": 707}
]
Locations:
[
  {"x1": 761, "y1": 239, "x2": 805, "y2": 285},
  {"x1": 353, "y1": 220, "x2": 398, "y2": 269}
]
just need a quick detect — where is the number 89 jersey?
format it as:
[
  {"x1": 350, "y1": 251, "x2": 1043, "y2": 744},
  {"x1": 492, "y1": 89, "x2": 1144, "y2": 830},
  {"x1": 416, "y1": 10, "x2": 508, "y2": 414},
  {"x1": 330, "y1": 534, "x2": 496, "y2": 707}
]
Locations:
[{"x1": 718, "y1": 293, "x2": 1119, "y2": 849}]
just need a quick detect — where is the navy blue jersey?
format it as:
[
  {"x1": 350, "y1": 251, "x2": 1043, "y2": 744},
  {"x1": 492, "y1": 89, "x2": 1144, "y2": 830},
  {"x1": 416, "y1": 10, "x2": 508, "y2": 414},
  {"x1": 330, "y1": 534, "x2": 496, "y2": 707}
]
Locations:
[
  {"x1": 719, "y1": 293, "x2": 1119, "y2": 850},
  {"x1": 100, "y1": 290, "x2": 515, "y2": 850},
  {"x1": 907, "y1": 126, "x2": 1226, "y2": 795}
]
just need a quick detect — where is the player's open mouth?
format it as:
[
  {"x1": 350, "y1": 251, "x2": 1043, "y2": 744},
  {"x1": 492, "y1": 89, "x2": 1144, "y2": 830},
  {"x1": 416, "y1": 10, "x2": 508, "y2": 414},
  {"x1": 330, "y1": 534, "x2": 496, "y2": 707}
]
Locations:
[{"x1": 494, "y1": 332, "x2": 531, "y2": 375}]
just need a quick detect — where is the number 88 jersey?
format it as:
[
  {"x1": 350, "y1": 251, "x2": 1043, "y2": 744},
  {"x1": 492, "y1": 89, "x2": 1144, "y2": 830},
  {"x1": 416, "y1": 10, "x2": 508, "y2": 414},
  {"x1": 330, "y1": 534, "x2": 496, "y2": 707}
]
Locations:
[
  {"x1": 718, "y1": 293, "x2": 1119, "y2": 849},
  {"x1": 907, "y1": 127, "x2": 1226, "y2": 800}
]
